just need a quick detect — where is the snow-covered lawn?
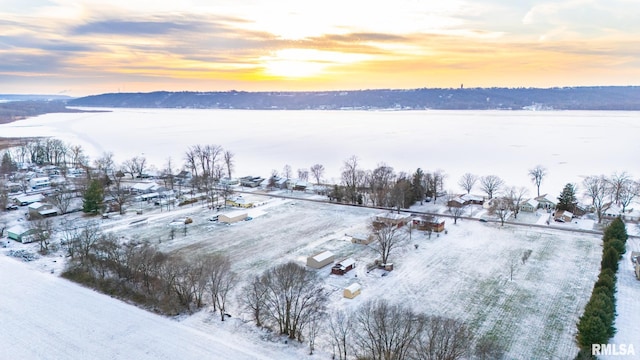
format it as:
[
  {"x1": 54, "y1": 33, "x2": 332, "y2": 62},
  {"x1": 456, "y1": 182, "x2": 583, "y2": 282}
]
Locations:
[
  {"x1": 2, "y1": 196, "x2": 613, "y2": 359},
  {"x1": 0, "y1": 254, "x2": 300, "y2": 360}
]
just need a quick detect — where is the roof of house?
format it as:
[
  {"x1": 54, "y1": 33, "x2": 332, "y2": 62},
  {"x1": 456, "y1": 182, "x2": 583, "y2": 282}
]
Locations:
[
  {"x1": 336, "y1": 258, "x2": 356, "y2": 268},
  {"x1": 535, "y1": 194, "x2": 556, "y2": 204},
  {"x1": 460, "y1": 194, "x2": 484, "y2": 202},
  {"x1": 376, "y1": 212, "x2": 411, "y2": 221},
  {"x1": 7, "y1": 225, "x2": 28, "y2": 235},
  {"x1": 311, "y1": 251, "x2": 334, "y2": 262},
  {"x1": 523, "y1": 198, "x2": 539, "y2": 208},
  {"x1": 345, "y1": 283, "x2": 361, "y2": 292},
  {"x1": 221, "y1": 210, "x2": 248, "y2": 218}
]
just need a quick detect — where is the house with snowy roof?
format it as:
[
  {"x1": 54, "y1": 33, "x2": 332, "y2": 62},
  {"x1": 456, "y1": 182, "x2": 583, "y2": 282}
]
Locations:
[{"x1": 520, "y1": 198, "x2": 539, "y2": 213}]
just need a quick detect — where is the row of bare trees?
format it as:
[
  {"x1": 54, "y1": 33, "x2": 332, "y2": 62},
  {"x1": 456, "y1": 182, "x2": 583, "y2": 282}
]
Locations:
[
  {"x1": 327, "y1": 300, "x2": 500, "y2": 360},
  {"x1": 61, "y1": 223, "x2": 236, "y2": 316},
  {"x1": 332, "y1": 155, "x2": 445, "y2": 210}
]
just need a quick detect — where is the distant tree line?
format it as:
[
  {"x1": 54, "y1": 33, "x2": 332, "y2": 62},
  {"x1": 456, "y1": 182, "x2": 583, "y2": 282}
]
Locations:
[{"x1": 68, "y1": 87, "x2": 640, "y2": 110}]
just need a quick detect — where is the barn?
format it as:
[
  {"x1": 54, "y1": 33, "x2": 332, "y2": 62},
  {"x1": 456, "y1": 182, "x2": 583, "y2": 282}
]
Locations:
[
  {"x1": 343, "y1": 283, "x2": 361, "y2": 299},
  {"x1": 331, "y1": 258, "x2": 356, "y2": 275},
  {"x1": 218, "y1": 210, "x2": 248, "y2": 224},
  {"x1": 306, "y1": 251, "x2": 335, "y2": 269}
]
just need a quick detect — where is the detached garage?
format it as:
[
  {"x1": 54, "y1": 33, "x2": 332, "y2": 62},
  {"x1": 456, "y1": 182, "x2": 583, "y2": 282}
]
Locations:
[
  {"x1": 219, "y1": 210, "x2": 248, "y2": 224},
  {"x1": 306, "y1": 251, "x2": 335, "y2": 269}
]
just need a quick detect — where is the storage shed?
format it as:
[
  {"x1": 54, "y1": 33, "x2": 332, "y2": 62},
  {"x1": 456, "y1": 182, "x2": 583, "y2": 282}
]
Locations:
[
  {"x1": 350, "y1": 233, "x2": 374, "y2": 245},
  {"x1": 7, "y1": 226, "x2": 38, "y2": 243},
  {"x1": 218, "y1": 210, "x2": 248, "y2": 224},
  {"x1": 306, "y1": 251, "x2": 335, "y2": 269},
  {"x1": 343, "y1": 283, "x2": 362, "y2": 299},
  {"x1": 331, "y1": 258, "x2": 356, "y2": 275}
]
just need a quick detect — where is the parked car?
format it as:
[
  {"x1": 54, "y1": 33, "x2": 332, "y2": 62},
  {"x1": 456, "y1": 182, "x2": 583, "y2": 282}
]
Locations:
[
  {"x1": 6, "y1": 204, "x2": 18, "y2": 211},
  {"x1": 245, "y1": 216, "x2": 253, "y2": 221},
  {"x1": 479, "y1": 218, "x2": 488, "y2": 223}
]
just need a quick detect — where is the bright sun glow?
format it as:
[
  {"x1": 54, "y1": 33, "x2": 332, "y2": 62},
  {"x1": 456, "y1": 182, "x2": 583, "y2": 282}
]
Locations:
[{"x1": 261, "y1": 48, "x2": 369, "y2": 78}]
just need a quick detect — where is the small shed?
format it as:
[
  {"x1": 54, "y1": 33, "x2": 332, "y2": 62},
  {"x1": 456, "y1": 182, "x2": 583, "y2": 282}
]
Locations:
[
  {"x1": 331, "y1": 258, "x2": 356, "y2": 275},
  {"x1": 554, "y1": 210, "x2": 573, "y2": 223},
  {"x1": 219, "y1": 210, "x2": 248, "y2": 224},
  {"x1": 343, "y1": 283, "x2": 362, "y2": 299},
  {"x1": 350, "y1": 233, "x2": 374, "y2": 245},
  {"x1": 307, "y1": 251, "x2": 335, "y2": 269}
]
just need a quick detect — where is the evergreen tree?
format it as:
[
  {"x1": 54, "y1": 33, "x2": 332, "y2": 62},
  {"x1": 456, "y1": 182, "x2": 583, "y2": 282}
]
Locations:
[
  {"x1": 600, "y1": 246, "x2": 619, "y2": 273},
  {"x1": 557, "y1": 183, "x2": 577, "y2": 212},
  {"x1": 0, "y1": 151, "x2": 17, "y2": 175},
  {"x1": 83, "y1": 179, "x2": 104, "y2": 214},
  {"x1": 576, "y1": 313, "x2": 609, "y2": 348},
  {"x1": 603, "y1": 217, "x2": 628, "y2": 243}
]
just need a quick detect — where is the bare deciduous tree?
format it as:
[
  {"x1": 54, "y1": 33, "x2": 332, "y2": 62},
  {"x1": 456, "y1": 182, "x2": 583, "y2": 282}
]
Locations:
[
  {"x1": 205, "y1": 254, "x2": 237, "y2": 321},
  {"x1": 458, "y1": 173, "x2": 478, "y2": 194},
  {"x1": 607, "y1": 171, "x2": 632, "y2": 205},
  {"x1": 261, "y1": 262, "x2": 327, "y2": 340},
  {"x1": 370, "y1": 221, "x2": 406, "y2": 264},
  {"x1": 223, "y1": 150, "x2": 234, "y2": 179},
  {"x1": 46, "y1": 184, "x2": 74, "y2": 214},
  {"x1": 583, "y1": 175, "x2": 610, "y2": 224},
  {"x1": 310, "y1": 163, "x2": 325, "y2": 185},
  {"x1": 329, "y1": 310, "x2": 352, "y2": 360},
  {"x1": 505, "y1": 186, "x2": 528, "y2": 220},
  {"x1": 480, "y1": 175, "x2": 504, "y2": 200},
  {"x1": 282, "y1": 164, "x2": 292, "y2": 180},
  {"x1": 413, "y1": 315, "x2": 473, "y2": 360},
  {"x1": 618, "y1": 179, "x2": 639, "y2": 212},
  {"x1": 239, "y1": 275, "x2": 268, "y2": 327},
  {"x1": 341, "y1": 155, "x2": 365, "y2": 204},
  {"x1": 108, "y1": 170, "x2": 130, "y2": 214},
  {"x1": 491, "y1": 197, "x2": 511, "y2": 226},
  {"x1": 528, "y1": 165, "x2": 547, "y2": 197},
  {"x1": 29, "y1": 218, "x2": 53, "y2": 254},
  {"x1": 353, "y1": 299, "x2": 424, "y2": 360}
]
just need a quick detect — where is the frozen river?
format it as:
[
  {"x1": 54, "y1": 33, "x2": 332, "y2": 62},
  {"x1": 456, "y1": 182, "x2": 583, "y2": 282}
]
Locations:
[{"x1": 1, "y1": 108, "x2": 638, "y2": 197}]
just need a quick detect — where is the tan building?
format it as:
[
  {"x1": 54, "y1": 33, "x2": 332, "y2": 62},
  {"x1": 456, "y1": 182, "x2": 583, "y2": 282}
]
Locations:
[
  {"x1": 218, "y1": 210, "x2": 248, "y2": 224},
  {"x1": 350, "y1": 233, "x2": 374, "y2": 245},
  {"x1": 343, "y1": 283, "x2": 361, "y2": 299},
  {"x1": 306, "y1": 251, "x2": 335, "y2": 269}
]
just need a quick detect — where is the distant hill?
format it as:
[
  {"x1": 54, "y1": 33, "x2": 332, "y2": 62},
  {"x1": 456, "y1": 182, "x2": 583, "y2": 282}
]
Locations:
[
  {"x1": 68, "y1": 86, "x2": 640, "y2": 110},
  {"x1": 0, "y1": 100, "x2": 95, "y2": 125},
  {"x1": 0, "y1": 94, "x2": 73, "y2": 102}
]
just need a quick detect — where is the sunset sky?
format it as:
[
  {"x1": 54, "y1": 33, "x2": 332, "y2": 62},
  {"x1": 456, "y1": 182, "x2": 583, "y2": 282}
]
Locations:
[{"x1": 2, "y1": 0, "x2": 639, "y2": 96}]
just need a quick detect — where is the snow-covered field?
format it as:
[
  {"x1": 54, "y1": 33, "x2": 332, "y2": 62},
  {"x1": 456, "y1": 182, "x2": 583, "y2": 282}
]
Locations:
[
  {"x1": 2, "y1": 192, "x2": 624, "y2": 359},
  {"x1": 1, "y1": 109, "x2": 639, "y2": 196}
]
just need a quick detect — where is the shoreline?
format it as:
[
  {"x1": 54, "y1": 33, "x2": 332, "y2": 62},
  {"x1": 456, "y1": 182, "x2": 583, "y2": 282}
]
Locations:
[{"x1": 0, "y1": 137, "x2": 44, "y2": 151}]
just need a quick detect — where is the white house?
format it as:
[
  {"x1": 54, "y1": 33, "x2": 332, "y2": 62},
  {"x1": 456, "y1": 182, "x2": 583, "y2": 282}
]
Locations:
[{"x1": 29, "y1": 177, "x2": 50, "y2": 190}]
